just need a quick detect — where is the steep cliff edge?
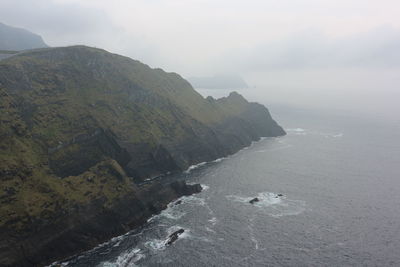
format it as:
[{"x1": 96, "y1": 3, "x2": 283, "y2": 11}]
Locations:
[{"x1": 0, "y1": 46, "x2": 285, "y2": 266}]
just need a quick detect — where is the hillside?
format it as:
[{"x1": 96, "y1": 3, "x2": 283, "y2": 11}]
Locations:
[
  {"x1": 0, "y1": 46, "x2": 284, "y2": 266},
  {"x1": 0, "y1": 22, "x2": 48, "y2": 51}
]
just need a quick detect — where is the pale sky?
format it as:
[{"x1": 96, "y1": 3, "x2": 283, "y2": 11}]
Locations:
[{"x1": 1, "y1": 0, "x2": 399, "y2": 118}]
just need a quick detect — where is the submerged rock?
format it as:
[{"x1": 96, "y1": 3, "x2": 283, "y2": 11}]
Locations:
[{"x1": 249, "y1": 197, "x2": 260, "y2": 204}]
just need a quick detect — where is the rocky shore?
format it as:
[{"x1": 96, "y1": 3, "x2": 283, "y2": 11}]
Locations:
[{"x1": 1, "y1": 178, "x2": 201, "y2": 266}]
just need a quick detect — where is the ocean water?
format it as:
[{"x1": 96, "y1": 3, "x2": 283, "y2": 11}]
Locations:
[{"x1": 59, "y1": 106, "x2": 400, "y2": 266}]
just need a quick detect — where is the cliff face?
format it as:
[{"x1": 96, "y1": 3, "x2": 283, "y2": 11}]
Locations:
[{"x1": 0, "y1": 46, "x2": 285, "y2": 266}]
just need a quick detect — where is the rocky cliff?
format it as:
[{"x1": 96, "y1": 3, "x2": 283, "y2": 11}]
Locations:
[{"x1": 0, "y1": 46, "x2": 285, "y2": 266}]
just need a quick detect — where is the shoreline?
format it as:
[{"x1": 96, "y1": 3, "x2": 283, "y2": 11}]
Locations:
[{"x1": 48, "y1": 136, "x2": 278, "y2": 266}]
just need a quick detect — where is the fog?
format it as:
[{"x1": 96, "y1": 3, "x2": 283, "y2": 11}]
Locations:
[{"x1": 1, "y1": 0, "x2": 399, "y2": 120}]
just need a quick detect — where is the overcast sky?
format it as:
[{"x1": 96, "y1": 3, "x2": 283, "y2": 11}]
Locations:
[{"x1": 1, "y1": 0, "x2": 399, "y2": 117}]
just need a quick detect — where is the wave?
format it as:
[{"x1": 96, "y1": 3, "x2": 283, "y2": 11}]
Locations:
[
  {"x1": 200, "y1": 184, "x2": 210, "y2": 191},
  {"x1": 148, "y1": 194, "x2": 208, "y2": 223},
  {"x1": 205, "y1": 226, "x2": 216, "y2": 233},
  {"x1": 99, "y1": 248, "x2": 145, "y2": 267},
  {"x1": 332, "y1": 133, "x2": 343, "y2": 138},
  {"x1": 254, "y1": 144, "x2": 292, "y2": 153},
  {"x1": 144, "y1": 226, "x2": 190, "y2": 251},
  {"x1": 148, "y1": 203, "x2": 186, "y2": 222},
  {"x1": 287, "y1": 127, "x2": 344, "y2": 139},
  {"x1": 213, "y1": 157, "x2": 226, "y2": 163},
  {"x1": 180, "y1": 195, "x2": 207, "y2": 206},
  {"x1": 184, "y1": 136, "x2": 272, "y2": 174},
  {"x1": 184, "y1": 162, "x2": 207, "y2": 173},
  {"x1": 208, "y1": 217, "x2": 218, "y2": 225},
  {"x1": 144, "y1": 238, "x2": 167, "y2": 251},
  {"x1": 320, "y1": 132, "x2": 344, "y2": 138},
  {"x1": 286, "y1": 128, "x2": 306, "y2": 132}
]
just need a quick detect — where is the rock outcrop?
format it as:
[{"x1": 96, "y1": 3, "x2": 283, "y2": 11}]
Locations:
[
  {"x1": 166, "y1": 229, "x2": 185, "y2": 246},
  {"x1": 249, "y1": 197, "x2": 260, "y2": 204},
  {"x1": 0, "y1": 45, "x2": 285, "y2": 266}
]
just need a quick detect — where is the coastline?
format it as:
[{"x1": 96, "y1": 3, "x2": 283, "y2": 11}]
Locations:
[
  {"x1": 0, "y1": 46, "x2": 286, "y2": 267},
  {"x1": 48, "y1": 136, "x2": 277, "y2": 266}
]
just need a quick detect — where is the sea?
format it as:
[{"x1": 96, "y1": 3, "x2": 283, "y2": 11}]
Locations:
[{"x1": 57, "y1": 90, "x2": 400, "y2": 266}]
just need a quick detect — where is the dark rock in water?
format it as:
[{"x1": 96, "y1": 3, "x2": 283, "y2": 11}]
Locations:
[
  {"x1": 175, "y1": 200, "x2": 182, "y2": 205},
  {"x1": 249, "y1": 197, "x2": 260, "y2": 204},
  {"x1": 170, "y1": 181, "x2": 202, "y2": 196},
  {"x1": 166, "y1": 229, "x2": 185, "y2": 246},
  {"x1": 277, "y1": 193, "x2": 283, "y2": 197}
]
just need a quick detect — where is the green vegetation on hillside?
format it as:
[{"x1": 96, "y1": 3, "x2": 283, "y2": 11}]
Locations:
[{"x1": 0, "y1": 45, "x2": 284, "y2": 236}]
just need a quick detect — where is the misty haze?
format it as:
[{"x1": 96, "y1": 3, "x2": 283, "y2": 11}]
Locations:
[{"x1": 0, "y1": 1, "x2": 399, "y2": 266}]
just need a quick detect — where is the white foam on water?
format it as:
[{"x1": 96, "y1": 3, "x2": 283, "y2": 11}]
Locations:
[
  {"x1": 213, "y1": 157, "x2": 226, "y2": 163},
  {"x1": 316, "y1": 131, "x2": 344, "y2": 138},
  {"x1": 226, "y1": 192, "x2": 306, "y2": 217},
  {"x1": 180, "y1": 195, "x2": 206, "y2": 206},
  {"x1": 184, "y1": 136, "x2": 268, "y2": 174},
  {"x1": 161, "y1": 208, "x2": 186, "y2": 220},
  {"x1": 205, "y1": 226, "x2": 216, "y2": 233},
  {"x1": 144, "y1": 239, "x2": 167, "y2": 251},
  {"x1": 208, "y1": 217, "x2": 218, "y2": 225},
  {"x1": 99, "y1": 248, "x2": 144, "y2": 267},
  {"x1": 237, "y1": 138, "x2": 267, "y2": 153},
  {"x1": 148, "y1": 194, "x2": 207, "y2": 223},
  {"x1": 48, "y1": 262, "x2": 69, "y2": 267},
  {"x1": 250, "y1": 232, "x2": 259, "y2": 250},
  {"x1": 156, "y1": 202, "x2": 186, "y2": 220},
  {"x1": 200, "y1": 184, "x2": 210, "y2": 191},
  {"x1": 184, "y1": 162, "x2": 207, "y2": 173},
  {"x1": 145, "y1": 226, "x2": 190, "y2": 251},
  {"x1": 254, "y1": 144, "x2": 292, "y2": 153},
  {"x1": 332, "y1": 133, "x2": 344, "y2": 138},
  {"x1": 286, "y1": 128, "x2": 305, "y2": 132}
]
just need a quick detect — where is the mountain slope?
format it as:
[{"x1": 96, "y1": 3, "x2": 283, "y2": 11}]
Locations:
[
  {"x1": 0, "y1": 22, "x2": 48, "y2": 51},
  {"x1": 0, "y1": 46, "x2": 284, "y2": 266}
]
